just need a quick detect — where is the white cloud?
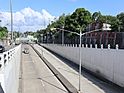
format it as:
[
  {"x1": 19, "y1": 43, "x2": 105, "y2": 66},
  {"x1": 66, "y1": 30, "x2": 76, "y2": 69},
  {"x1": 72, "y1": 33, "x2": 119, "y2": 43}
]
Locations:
[{"x1": 0, "y1": 7, "x2": 55, "y2": 32}]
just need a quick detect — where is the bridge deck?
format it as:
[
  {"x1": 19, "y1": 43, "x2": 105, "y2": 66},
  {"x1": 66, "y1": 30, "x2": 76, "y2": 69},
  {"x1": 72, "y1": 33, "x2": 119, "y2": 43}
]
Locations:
[
  {"x1": 18, "y1": 44, "x2": 124, "y2": 93},
  {"x1": 19, "y1": 45, "x2": 68, "y2": 93}
]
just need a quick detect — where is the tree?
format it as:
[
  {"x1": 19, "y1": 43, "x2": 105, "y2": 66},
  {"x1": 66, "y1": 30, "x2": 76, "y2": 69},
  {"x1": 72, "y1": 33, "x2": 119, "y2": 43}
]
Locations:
[
  {"x1": 37, "y1": 7, "x2": 124, "y2": 44},
  {"x1": 70, "y1": 8, "x2": 92, "y2": 32},
  {"x1": 0, "y1": 26, "x2": 8, "y2": 39},
  {"x1": 92, "y1": 12, "x2": 119, "y2": 32},
  {"x1": 117, "y1": 13, "x2": 124, "y2": 32},
  {"x1": 105, "y1": 15, "x2": 118, "y2": 32},
  {"x1": 92, "y1": 11, "x2": 101, "y2": 22},
  {"x1": 45, "y1": 8, "x2": 92, "y2": 35}
]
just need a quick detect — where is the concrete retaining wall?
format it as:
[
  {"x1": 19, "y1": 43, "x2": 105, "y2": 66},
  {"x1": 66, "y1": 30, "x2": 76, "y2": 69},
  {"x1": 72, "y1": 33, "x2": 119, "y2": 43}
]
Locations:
[
  {"x1": 0, "y1": 45, "x2": 21, "y2": 93},
  {"x1": 41, "y1": 44, "x2": 124, "y2": 88}
]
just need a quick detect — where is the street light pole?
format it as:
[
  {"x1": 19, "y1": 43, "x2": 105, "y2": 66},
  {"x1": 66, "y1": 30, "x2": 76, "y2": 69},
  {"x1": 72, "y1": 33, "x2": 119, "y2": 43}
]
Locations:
[
  {"x1": 62, "y1": 16, "x2": 65, "y2": 45},
  {"x1": 79, "y1": 28, "x2": 82, "y2": 92},
  {"x1": 50, "y1": 27, "x2": 102, "y2": 92},
  {"x1": 62, "y1": 26, "x2": 64, "y2": 45},
  {"x1": 0, "y1": 19, "x2": 2, "y2": 27},
  {"x1": 10, "y1": 0, "x2": 13, "y2": 43}
]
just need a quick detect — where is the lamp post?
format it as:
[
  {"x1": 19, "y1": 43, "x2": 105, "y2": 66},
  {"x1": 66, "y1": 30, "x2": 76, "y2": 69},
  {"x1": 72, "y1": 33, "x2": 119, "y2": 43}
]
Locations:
[
  {"x1": 62, "y1": 26, "x2": 64, "y2": 45},
  {"x1": 62, "y1": 16, "x2": 65, "y2": 45},
  {"x1": 51, "y1": 27, "x2": 102, "y2": 92},
  {"x1": 10, "y1": 0, "x2": 13, "y2": 44},
  {"x1": 0, "y1": 20, "x2": 1, "y2": 27},
  {"x1": 79, "y1": 28, "x2": 82, "y2": 92}
]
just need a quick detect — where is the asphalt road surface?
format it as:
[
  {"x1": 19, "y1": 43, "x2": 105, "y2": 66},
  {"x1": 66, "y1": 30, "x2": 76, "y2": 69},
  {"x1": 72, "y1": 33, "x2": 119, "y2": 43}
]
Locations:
[{"x1": 18, "y1": 44, "x2": 68, "y2": 93}]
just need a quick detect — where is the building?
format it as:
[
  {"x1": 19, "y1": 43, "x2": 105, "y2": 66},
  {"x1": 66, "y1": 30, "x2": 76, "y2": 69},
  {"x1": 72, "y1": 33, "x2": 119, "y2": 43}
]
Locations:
[
  {"x1": 15, "y1": 35, "x2": 38, "y2": 44},
  {"x1": 86, "y1": 22, "x2": 111, "y2": 31}
]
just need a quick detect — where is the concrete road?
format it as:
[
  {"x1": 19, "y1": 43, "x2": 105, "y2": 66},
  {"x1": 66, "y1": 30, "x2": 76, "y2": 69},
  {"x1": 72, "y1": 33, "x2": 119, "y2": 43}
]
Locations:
[
  {"x1": 19, "y1": 44, "x2": 68, "y2": 93},
  {"x1": 33, "y1": 44, "x2": 124, "y2": 93}
]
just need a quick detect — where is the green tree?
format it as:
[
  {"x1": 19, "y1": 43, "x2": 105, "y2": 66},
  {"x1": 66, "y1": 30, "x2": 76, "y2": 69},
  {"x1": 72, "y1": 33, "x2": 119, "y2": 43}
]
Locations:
[
  {"x1": 37, "y1": 7, "x2": 124, "y2": 41},
  {"x1": 70, "y1": 8, "x2": 92, "y2": 32},
  {"x1": 117, "y1": 13, "x2": 124, "y2": 32},
  {"x1": 0, "y1": 26, "x2": 8, "y2": 39},
  {"x1": 92, "y1": 11, "x2": 101, "y2": 22},
  {"x1": 105, "y1": 15, "x2": 118, "y2": 32}
]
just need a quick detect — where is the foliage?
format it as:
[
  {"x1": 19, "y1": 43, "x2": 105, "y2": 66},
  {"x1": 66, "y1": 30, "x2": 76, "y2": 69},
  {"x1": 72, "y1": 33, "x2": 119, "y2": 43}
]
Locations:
[
  {"x1": 92, "y1": 12, "x2": 101, "y2": 22},
  {"x1": 0, "y1": 26, "x2": 8, "y2": 39},
  {"x1": 35, "y1": 8, "x2": 124, "y2": 42},
  {"x1": 65, "y1": 8, "x2": 92, "y2": 32},
  {"x1": 117, "y1": 13, "x2": 124, "y2": 32},
  {"x1": 106, "y1": 15, "x2": 119, "y2": 32}
]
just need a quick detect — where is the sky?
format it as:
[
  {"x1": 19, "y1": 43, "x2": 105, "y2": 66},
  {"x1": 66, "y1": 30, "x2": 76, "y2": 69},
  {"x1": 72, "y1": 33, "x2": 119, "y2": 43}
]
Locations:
[{"x1": 0, "y1": 0, "x2": 124, "y2": 32}]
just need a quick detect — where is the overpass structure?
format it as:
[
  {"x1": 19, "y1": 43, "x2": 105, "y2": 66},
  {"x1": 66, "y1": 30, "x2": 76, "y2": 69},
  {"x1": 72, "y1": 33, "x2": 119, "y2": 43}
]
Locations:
[
  {"x1": 0, "y1": 45, "x2": 21, "y2": 93},
  {"x1": 0, "y1": 44, "x2": 124, "y2": 93},
  {"x1": 41, "y1": 44, "x2": 124, "y2": 88}
]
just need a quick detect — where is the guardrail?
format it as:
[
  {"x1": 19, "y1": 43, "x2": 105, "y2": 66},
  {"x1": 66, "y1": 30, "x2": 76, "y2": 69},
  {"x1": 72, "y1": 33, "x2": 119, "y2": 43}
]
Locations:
[{"x1": 0, "y1": 45, "x2": 21, "y2": 93}]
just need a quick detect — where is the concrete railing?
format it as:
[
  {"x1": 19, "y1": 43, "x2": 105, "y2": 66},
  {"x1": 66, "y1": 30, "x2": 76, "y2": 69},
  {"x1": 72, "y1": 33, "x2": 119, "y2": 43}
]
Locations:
[
  {"x1": 41, "y1": 44, "x2": 124, "y2": 88},
  {"x1": 0, "y1": 45, "x2": 21, "y2": 93}
]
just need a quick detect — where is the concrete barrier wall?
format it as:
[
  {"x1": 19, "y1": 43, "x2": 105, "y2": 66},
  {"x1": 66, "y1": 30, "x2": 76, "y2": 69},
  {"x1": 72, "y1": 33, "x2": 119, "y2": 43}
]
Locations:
[
  {"x1": 41, "y1": 44, "x2": 124, "y2": 88},
  {"x1": 0, "y1": 45, "x2": 21, "y2": 93}
]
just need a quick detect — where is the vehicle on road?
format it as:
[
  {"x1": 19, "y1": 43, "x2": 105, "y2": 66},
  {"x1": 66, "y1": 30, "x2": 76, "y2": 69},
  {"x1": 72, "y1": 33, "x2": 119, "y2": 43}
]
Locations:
[{"x1": 0, "y1": 45, "x2": 5, "y2": 53}]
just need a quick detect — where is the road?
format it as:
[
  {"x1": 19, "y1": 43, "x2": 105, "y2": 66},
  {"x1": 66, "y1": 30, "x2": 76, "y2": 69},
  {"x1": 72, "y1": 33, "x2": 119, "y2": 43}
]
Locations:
[
  {"x1": 5, "y1": 44, "x2": 16, "y2": 51},
  {"x1": 18, "y1": 44, "x2": 124, "y2": 93},
  {"x1": 19, "y1": 44, "x2": 68, "y2": 93}
]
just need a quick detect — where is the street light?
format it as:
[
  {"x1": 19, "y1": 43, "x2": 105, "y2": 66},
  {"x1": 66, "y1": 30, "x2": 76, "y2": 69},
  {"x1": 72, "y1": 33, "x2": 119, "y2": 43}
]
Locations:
[
  {"x1": 10, "y1": 0, "x2": 13, "y2": 44},
  {"x1": 62, "y1": 16, "x2": 65, "y2": 45},
  {"x1": 62, "y1": 26, "x2": 64, "y2": 45},
  {"x1": 0, "y1": 20, "x2": 1, "y2": 27},
  {"x1": 51, "y1": 27, "x2": 102, "y2": 92}
]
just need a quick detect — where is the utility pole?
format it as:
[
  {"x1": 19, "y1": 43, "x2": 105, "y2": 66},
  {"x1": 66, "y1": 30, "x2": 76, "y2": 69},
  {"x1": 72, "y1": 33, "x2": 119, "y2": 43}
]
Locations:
[
  {"x1": 0, "y1": 13, "x2": 2, "y2": 27},
  {"x1": 10, "y1": 0, "x2": 13, "y2": 43},
  {"x1": 62, "y1": 26, "x2": 64, "y2": 45},
  {"x1": 62, "y1": 16, "x2": 65, "y2": 45},
  {"x1": 0, "y1": 20, "x2": 1, "y2": 27},
  {"x1": 51, "y1": 27, "x2": 102, "y2": 93},
  {"x1": 79, "y1": 28, "x2": 82, "y2": 92}
]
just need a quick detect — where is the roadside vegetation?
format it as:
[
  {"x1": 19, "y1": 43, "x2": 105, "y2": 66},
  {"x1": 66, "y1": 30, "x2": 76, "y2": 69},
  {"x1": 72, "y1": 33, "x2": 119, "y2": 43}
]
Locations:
[
  {"x1": 36, "y1": 8, "x2": 124, "y2": 41},
  {"x1": 0, "y1": 25, "x2": 8, "y2": 40}
]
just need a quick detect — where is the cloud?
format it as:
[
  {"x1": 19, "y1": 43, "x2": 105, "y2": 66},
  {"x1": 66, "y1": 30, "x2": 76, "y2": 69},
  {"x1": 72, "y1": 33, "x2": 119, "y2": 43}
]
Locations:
[{"x1": 0, "y1": 7, "x2": 55, "y2": 32}]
